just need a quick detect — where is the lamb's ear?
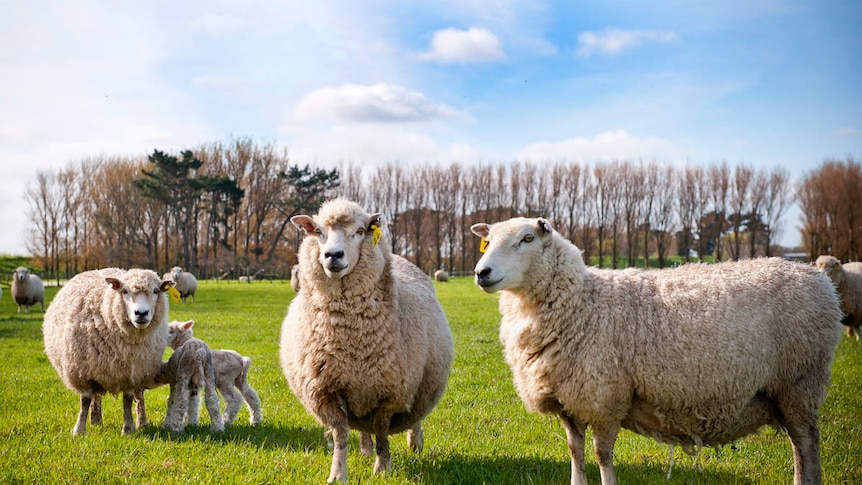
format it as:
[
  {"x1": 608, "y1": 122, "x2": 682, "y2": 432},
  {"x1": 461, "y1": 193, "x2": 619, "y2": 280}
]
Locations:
[
  {"x1": 291, "y1": 215, "x2": 319, "y2": 235},
  {"x1": 471, "y1": 223, "x2": 491, "y2": 238},
  {"x1": 105, "y1": 278, "x2": 123, "y2": 291},
  {"x1": 537, "y1": 218, "x2": 553, "y2": 235},
  {"x1": 182, "y1": 320, "x2": 194, "y2": 330},
  {"x1": 159, "y1": 280, "x2": 175, "y2": 292}
]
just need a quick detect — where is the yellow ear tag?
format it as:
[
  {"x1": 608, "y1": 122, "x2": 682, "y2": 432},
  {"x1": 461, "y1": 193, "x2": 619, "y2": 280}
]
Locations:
[
  {"x1": 371, "y1": 225, "x2": 381, "y2": 247},
  {"x1": 480, "y1": 238, "x2": 489, "y2": 253},
  {"x1": 167, "y1": 286, "x2": 181, "y2": 303}
]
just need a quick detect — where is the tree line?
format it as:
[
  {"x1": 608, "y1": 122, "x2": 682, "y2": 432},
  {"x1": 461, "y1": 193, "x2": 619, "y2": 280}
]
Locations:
[{"x1": 23, "y1": 137, "x2": 858, "y2": 280}]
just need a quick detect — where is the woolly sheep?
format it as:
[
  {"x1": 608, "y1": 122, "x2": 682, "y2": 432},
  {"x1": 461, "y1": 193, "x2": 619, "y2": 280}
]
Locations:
[
  {"x1": 290, "y1": 264, "x2": 300, "y2": 292},
  {"x1": 42, "y1": 268, "x2": 174, "y2": 436},
  {"x1": 158, "y1": 320, "x2": 262, "y2": 427},
  {"x1": 12, "y1": 267, "x2": 45, "y2": 313},
  {"x1": 281, "y1": 198, "x2": 454, "y2": 483},
  {"x1": 433, "y1": 268, "x2": 449, "y2": 282},
  {"x1": 167, "y1": 266, "x2": 198, "y2": 302},
  {"x1": 157, "y1": 320, "x2": 224, "y2": 433},
  {"x1": 472, "y1": 217, "x2": 843, "y2": 485},
  {"x1": 815, "y1": 255, "x2": 862, "y2": 340}
]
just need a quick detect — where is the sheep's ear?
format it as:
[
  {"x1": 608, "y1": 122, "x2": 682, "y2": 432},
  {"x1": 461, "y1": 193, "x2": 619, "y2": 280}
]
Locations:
[
  {"x1": 471, "y1": 223, "x2": 491, "y2": 238},
  {"x1": 159, "y1": 280, "x2": 175, "y2": 292},
  {"x1": 105, "y1": 278, "x2": 123, "y2": 291},
  {"x1": 291, "y1": 215, "x2": 319, "y2": 235},
  {"x1": 537, "y1": 218, "x2": 553, "y2": 235},
  {"x1": 367, "y1": 213, "x2": 384, "y2": 229},
  {"x1": 182, "y1": 320, "x2": 194, "y2": 330}
]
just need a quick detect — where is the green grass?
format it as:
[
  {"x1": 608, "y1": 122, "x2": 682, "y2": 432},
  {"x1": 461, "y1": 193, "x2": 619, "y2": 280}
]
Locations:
[{"x1": 1, "y1": 278, "x2": 860, "y2": 484}]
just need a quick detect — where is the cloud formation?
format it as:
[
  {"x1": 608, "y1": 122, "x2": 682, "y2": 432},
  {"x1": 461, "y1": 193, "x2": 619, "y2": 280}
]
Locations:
[
  {"x1": 293, "y1": 83, "x2": 459, "y2": 123},
  {"x1": 418, "y1": 27, "x2": 505, "y2": 63},
  {"x1": 518, "y1": 129, "x2": 683, "y2": 162},
  {"x1": 577, "y1": 28, "x2": 677, "y2": 56}
]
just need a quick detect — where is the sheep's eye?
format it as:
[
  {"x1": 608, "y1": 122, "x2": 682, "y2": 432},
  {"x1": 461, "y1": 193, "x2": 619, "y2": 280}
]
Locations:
[
  {"x1": 523, "y1": 234, "x2": 534, "y2": 243},
  {"x1": 356, "y1": 228, "x2": 365, "y2": 236}
]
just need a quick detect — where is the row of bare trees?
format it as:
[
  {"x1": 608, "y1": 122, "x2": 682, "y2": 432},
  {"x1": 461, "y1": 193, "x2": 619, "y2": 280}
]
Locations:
[
  {"x1": 798, "y1": 157, "x2": 862, "y2": 262},
  {"x1": 25, "y1": 137, "x2": 814, "y2": 281}
]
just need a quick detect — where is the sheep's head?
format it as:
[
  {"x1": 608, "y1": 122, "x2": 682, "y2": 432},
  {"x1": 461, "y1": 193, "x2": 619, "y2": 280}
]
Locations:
[
  {"x1": 170, "y1": 266, "x2": 184, "y2": 280},
  {"x1": 105, "y1": 269, "x2": 174, "y2": 329},
  {"x1": 166, "y1": 320, "x2": 195, "y2": 349},
  {"x1": 14, "y1": 267, "x2": 30, "y2": 281},
  {"x1": 292, "y1": 199, "x2": 384, "y2": 280},
  {"x1": 471, "y1": 217, "x2": 554, "y2": 293},
  {"x1": 815, "y1": 255, "x2": 843, "y2": 285}
]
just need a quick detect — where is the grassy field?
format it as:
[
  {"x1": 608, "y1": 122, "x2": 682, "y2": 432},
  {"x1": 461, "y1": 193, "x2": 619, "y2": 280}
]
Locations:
[{"x1": 1, "y1": 277, "x2": 859, "y2": 484}]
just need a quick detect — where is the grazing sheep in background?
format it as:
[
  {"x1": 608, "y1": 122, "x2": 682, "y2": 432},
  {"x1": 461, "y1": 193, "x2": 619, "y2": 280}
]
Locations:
[
  {"x1": 290, "y1": 264, "x2": 300, "y2": 292},
  {"x1": 158, "y1": 320, "x2": 223, "y2": 433},
  {"x1": 42, "y1": 268, "x2": 174, "y2": 436},
  {"x1": 816, "y1": 255, "x2": 862, "y2": 340},
  {"x1": 281, "y1": 198, "x2": 454, "y2": 483},
  {"x1": 472, "y1": 217, "x2": 842, "y2": 485},
  {"x1": 12, "y1": 267, "x2": 45, "y2": 313},
  {"x1": 167, "y1": 266, "x2": 198, "y2": 302},
  {"x1": 433, "y1": 268, "x2": 449, "y2": 282}
]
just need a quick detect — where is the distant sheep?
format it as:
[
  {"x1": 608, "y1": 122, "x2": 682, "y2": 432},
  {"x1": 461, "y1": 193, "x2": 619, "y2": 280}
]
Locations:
[
  {"x1": 42, "y1": 268, "x2": 173, "y2": 436},
  {"x1": 433, "y1": 269, "x2": 449, "y2": 282},
  {"x1": 290, "y1": 264, "x2": 300, "y2": 292},
  {"x1": 472, "y1": 217, "x2": 843, "y2": 485},
  {"x1": 12, "y1": 267, "x2": 45, "y2": 313},
  {"x1": 158, "y1": 320, "x2": 224, "y2": 433},
  {"x1": 816, "y1": 255, "x2": 862, "y2": 340},
  {"x1": 281, "y1": 198, "x2": 453, "y2": 483},
  {"x1": 167, "y1": 266, "x2": 198, "y2": 302}
]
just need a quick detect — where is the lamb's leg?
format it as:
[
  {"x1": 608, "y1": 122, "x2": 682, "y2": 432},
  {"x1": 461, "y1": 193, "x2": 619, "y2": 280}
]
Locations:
[
  {"x1": 591, "y1": 421, "x2": 620, "y2": 485},
  {"x1": 406, "y1": 423, "x2": 424, "y2": 453},
  {"x1": 220, "y1": 383, "x2": 243, "y2": 427},
  {"x1": 72, "y1": 393, "x2": 92, "y2": 436},
  {"x1": 559, "y1": 412, "x2": 588, "y2": 485},
  {"x1": 186, "y1": 386, "x2": 201, "y2": 426},
  {"x1": 89, "y1": 394, "x2": 102, "y2": 426},
  {"x1": 204, "y1": 380, "x2": 224, "y2": 433},
  {"x1": 135, "y1": 389, "x2": 148, "y2": 428},
  {"x1": 121, "y1": 391, "x2": 136, "y2": 435},
  {"x1": 360, "y1": 432, "x2": 373, "y2": 457},
  {"x1": 164, "y1": 382, "x2": 189, "y2": 432},
  {"x1": 239, "y1": 382, "x2": 262, "y2": 426}
]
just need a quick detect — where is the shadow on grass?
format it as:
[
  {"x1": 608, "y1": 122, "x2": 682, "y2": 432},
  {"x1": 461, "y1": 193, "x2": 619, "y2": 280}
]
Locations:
[{"x1": 136, "y1": 421, "x2": 331, "y2": 452}]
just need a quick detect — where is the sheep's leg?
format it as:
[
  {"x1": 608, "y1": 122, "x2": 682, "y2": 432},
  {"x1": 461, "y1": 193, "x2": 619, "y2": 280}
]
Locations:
[
  {"x1": 204, "y1": 381, "x2": 224, "y2": 433},
  {"x1": 89, "y1": 394, "x2": 102, "y2": 426},
  {"x1": 186, "y1": 387, "x2": 201, "y2": 426},
  {"x1": 371, "y1": 409, "x2": 394, "y2": 474},
  {"x1": 406, "y1": 423, "x2": 424, "y2": 453},
  {"x1": 121, "y1": 391, "x2": 136, "y2": 435},
  {"x1": 134, "y1": 389, "x2": 148, "y2": 428},
  {"x1": 72, "y1": 393, "x2": 92, "y2": 436},
  {"x1": 591, "y1": 421, "x2": 620, "y2": 485},
  {"x1": 327, "y1": 422, "x2": 350, "y2": 483},
  {"x1": 164, "y1": 382, "x2": 189, "y2": 432},
  {"x1": 240, "y1": 382, "x2": 263, "y2": 426},
  {"x1": 359, "y1": 432, "x2": 374, "y2": 457},
  {"x1": 220, "y1": 383, "x2": 243, "y2": 426},
  {"x1": 559, "y1": 412, "x2": 588, "y2": 485},
  {"x1": 781, "y1": 410, "x2": 822, "y2": 485}
]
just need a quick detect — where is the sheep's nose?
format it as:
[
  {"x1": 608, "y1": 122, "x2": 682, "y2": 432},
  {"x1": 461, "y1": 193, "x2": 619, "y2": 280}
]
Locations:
[
  {"x1": 325, "y1": 250, "x2": 344, "y2": 260},
  {"x1": 134, "y1": 309, "x2": 149, "y2": 317},
  {"x1": 476, "y1": 267, "x2": 492, "y2": 279}
]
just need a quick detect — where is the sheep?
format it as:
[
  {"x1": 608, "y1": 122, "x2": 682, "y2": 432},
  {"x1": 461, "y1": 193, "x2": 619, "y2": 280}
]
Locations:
[
  {"x1": 433, "y1": 268, "x2": 449, "y2": 282},
  {"x1": 815, "y1": 255, "x2": 862, "y2": 340},
  {"x1": 157, "y1": 320, "x2": 224, "y2": 433},
  {"x1": 290, "y1": 264, "x2": 301, "y2": 292},
  {"x1": 471, "y1": 217, "x2": 843, "y2": 485},
  {"x1": 12, "y1": 266, "x2": 45, "y2": 313},
  {"x1": 42, "y1": 268, "x2": 174, "y2": 436},
  {"x1": 167, "y1": 266, "x2": 198, "y2": 302},
  {"x1": 280, "y1": 198, "x2": 454, "y2": 483}
]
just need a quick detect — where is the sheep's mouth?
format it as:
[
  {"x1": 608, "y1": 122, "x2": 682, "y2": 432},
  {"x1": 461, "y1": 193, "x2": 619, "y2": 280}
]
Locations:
[
  {"x1": 476, "y1": 276, "x2": 504, "y2": 292},
  {"x1": 131, "y1": 319, "x2": 151, "y2": 329},
  {"x1": 324, "y1": 262, "x2": 349, "y2": 277}
]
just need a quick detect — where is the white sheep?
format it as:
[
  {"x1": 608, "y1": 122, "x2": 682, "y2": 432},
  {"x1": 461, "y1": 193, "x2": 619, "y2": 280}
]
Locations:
[
  {"x1": 158, "y1": 320, "x2": 224, "y2": 433},
  {"x1": 281, "y1": 198, "x2": 454, "y2": 483},
  {"x1": 167, "y1": 266, "x2": 198, "y2": 302},
  {"x1": 815, "y1": 255, "x2": 862, "y2": 340},
  {"x1": 42, "y1": 268, "x2": 174, "y2": 436},
  {"x1": 433, "y1": 268, "x2": 449, "y2": 282},
  {"x1": 290, "y1": 264, "x2": 300, "y2": 292},
  {"x1": 472, "y1": 217, "x2": 843, "y2": 485},
  {"x1": 12, "y1": 267, "x2": 45, "y2": 313}
]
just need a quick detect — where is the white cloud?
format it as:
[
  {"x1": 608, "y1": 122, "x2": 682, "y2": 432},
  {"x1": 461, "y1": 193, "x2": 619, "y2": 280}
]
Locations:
[
  {"x1": 577, "y1": 28, "x2": 678, "y2": 57},
  {"x1": 293, "y1": 83, "x2": 460, "y2": 123},
  {"x1": 190, "y1": 13, "x2": 246, "y2": 35},
  {"x1": 835, "y1": 126, "x2": 862, "y2": 137},
  {"x1": 517, "y1": 129, "x2": 684, "y2": 162},
  {"x1": 418, "y1": 27, "x2": 505, "y2": 63}
]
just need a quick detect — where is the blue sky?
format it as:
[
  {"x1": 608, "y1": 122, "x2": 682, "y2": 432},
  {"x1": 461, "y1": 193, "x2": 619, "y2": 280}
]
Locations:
[{"x1": 1, "y1": 0, "x2": 861, "y2": 255}]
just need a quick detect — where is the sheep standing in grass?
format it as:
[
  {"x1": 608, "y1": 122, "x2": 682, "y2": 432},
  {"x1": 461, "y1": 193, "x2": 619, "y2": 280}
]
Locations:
[
  {"x1": 433, "y1": 268, "x2": 449, "y2": 282},
  {"x1": 472, "y1": 217, "x2": 843, "y2": 485},
  {"x1": 42, "y1": 268, "x2": 174, "y2": 436},
  {"x1": 815, "y1": 255, "x2": 862, "y2": 340},
  {"x1": 290, "y1": 264, "x2": 301, "y2": 292},
  {"x1": 213, "y1": 349, "x2": 263, "y2": 426},
  {"x1": 158, "y1": 320, "x2": 224, "y2": 433},
  {"x1": 281, "y1": 198, "x2": 453, "y2": 483},
  {"x1": 12, "y1": 267, "x2": 45, "y2": 313},
  {"x1": 168, "y1": 266, "x2": 198, "y2": 302}
]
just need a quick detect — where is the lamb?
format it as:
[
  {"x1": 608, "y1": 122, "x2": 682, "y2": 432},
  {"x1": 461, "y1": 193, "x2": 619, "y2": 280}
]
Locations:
[
  {"x1": 433, "y1": 268, "x2": 449, "y2": 282},
  {"x1": 12, "y1": 266, "x2": 45, "y2": 313},
  {"x1": 290, "y1": 264, "x2": 301, "y2": 292},
  {"x1": 159, "y1": 320, "x2": 262, "y2": 427},
  {"x1": 166, "y1": 266, "x2": 198, "y2": 302},
  {"x1": 157, "y1": 320, "x2": 224, "y2": 433},
  {"x1": 280, "y1": 198, "x2": 454, "y2": 483},
  {"x1": 42, "y1": 268, "x2": 174, "y2": 436},
  {"x1": 815, "y1": 255, "x2": 862, "y2": 340},
  {"x1": 471, "y1": 217, "x2": 843, "y2": 485}
]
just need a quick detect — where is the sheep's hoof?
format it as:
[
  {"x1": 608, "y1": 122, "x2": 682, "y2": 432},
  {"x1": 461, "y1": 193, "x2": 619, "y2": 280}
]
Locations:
[
  {"x1": 360, "y1": 433, "x2": 373, "y2": 457},
  {"x1": 407, "y1": 426, "x2": 424, "y2": 453},
  {"x1": 372, "y1": 456, "x2": 391, "y2": 474},
  {"x1": 71, "y1": 425, "x2": 86, "y2": 437},
  {"x1": 121, "y1": 424, "x2": 135, "y2": 436}
]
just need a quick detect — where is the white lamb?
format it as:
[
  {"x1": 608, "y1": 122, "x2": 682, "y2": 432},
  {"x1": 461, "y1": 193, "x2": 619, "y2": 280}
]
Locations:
[
  {"x1": 157, "y1": 320, "x2": 224, "y2": 433},
  {"x1": 281, "y1": 198, "x2": 454, "y2": 483},
  {"x1": 42, "y1": 268, "x2": 174, "y2": 436},
  {"x1": 167, "y1": 266, "x2": 198, "y2": 302},
  {"x1": 815, "y1": 255, "x2": 862, "y2": 340},
  {"x1": 472, "y1": 217, "x2": 843, "y2": 485},
  {"x1": 12, "y1": 266, "x2": 45, "y2": 313}
]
